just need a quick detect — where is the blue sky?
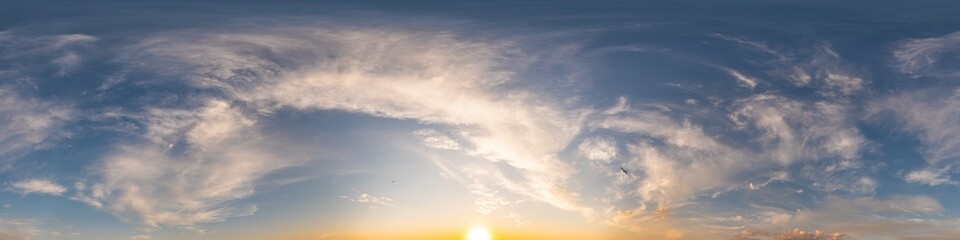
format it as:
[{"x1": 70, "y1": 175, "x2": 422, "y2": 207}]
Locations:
[{"x1": 2, "y1": 1, "x2": 960, "y2": 239}]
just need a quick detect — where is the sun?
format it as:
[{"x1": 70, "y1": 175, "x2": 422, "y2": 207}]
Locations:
[{"x1": 465, "y1": 225, "x2": 493, "y2": 240}]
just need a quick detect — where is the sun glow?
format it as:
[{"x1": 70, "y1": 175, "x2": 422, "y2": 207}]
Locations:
[{"x1": 465, "y1": 225, "x2": 492, "y2": 240}]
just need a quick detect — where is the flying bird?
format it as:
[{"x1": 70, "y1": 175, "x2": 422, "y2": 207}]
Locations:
[
  {"x1": 620, "y1": 167, "x2": 629, "y2": 175},
  {"x1": 391, "y1": 180, "x2": 397, "y2": 184}
]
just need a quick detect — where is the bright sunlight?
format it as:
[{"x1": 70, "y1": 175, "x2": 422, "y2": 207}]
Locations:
[{"x1": 465, "y1": 225, "x2": 492, "y2": 240}]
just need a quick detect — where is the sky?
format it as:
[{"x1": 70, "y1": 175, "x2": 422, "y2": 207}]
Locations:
[{"x1": 2, "y1": 0, "x2": 960, "y2": 239}]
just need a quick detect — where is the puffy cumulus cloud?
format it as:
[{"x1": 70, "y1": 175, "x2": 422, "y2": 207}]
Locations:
[
  {"x1": 0, "y1": 87, "x2": 73, "y2": 164},
  {"x1": 7, "y1": 179, "x2": 67, "y2": 196},
  {"x1": 871, "y1": 89, "x2": 960, "y2": 163},
  {"x1": 893, "y1": 31, "x2": 960, "y2": 77},
  {"x1": 74, "y1": 100, "x2": 295, "y2": 230},
  {"x1": 341, "y1": 189, "x2": 394, "y2": 208},
  {"x1": 904, "y1": 167, "x2": 956, "y2": 186},
  {"x1": 729, "y1": 95, "x2": 866, "y2": 165},
  {"x1": 121, "y1": 24, "x2": 593, "y2": 217}
]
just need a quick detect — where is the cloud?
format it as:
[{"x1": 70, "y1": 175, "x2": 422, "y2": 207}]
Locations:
[
  {"x1": 593, "y1": 109, "x2": 750, "y2": 205},
  {"x1": 578, "y1": 136, "x2": 618, "y2": 162},
  {"x1": 128, "y1": 234, "x2": 151, "y2": 240},
  {"x1": 713, "y1": 34, "x2": 867, "y2": 97},
  {"x1": 0, "y1": 32, "x2": 96, "y2": 77},
  {"x1": 733, "y1": 228, "x2": 846, "y2": 240},
  {"x1": 0, "y1": 32, "x2": 89, "y2": 165},
  {"x1": 505, "y1": 213, "x2": 529, "y2": 227},
  {"x1": 871, "y1": 89, "x2": 960, "y2": 163},
  {"x1": 904, "y1": 167, "x2": 956, "y2": 186},
  {"x1": 75, "y1": 100, "x2": 293, "y2": 230},
  {"x1": 729, "y1": 95, "x2": 866, "y2": 164},
  {"x1": 121, "y1": 24, "x2": 594, "y2": 218},
  {"x1": 729, "y1": 195, "x2": 950, "y2": 239},
  {"x1": 341, "y1": 189, "x2": 394, "y2": 208},
  {"x1": 7, "y1": 179, "x2": 67, "y2": 196},
  {"x1": 589, "y1": 88, "x2": 878, "y2": 236},
  {"x1": 893, "y1": 31, "x2": 960, "y2": 77},
  {"x1": 414, "y1": 129, "x2": 461, "y2": 150},
  {"x1": 727, "y1": 69, "x2": 760, "y2": 89},
  {"x1": 711, "y1": 33, "x2": 781, "y2": 57},
  {"x1": 0, "y1": 87, "x2": 73, "y2": 164},
  {"x1": 0, "y1": 218, "x2": 38, "y2": 240}
]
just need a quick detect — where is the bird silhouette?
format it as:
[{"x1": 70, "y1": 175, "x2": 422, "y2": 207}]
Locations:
[{"x1": 620, "y1": 167, "x2": 629, "y2": 175}]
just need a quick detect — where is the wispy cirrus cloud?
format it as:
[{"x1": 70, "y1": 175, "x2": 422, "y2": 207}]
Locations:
[
  {"x1": 727, "y1": 69, "x2": 760, "y2": 89},
  {"x1": 904, "y1": 167, "x2": 957, "y2": 187},
  {"x1": 121, "y1": 24, "x2": 594, "y2": 219},
  {"x1": 712, "y1": 34, "x2": 867, "y2": 98},
  {"x1": 7, "y1": 179, "x2": 66, "y2": 196},
  {"x1": 0, "y1": 87, "x2": 72, "y2": 164},
  {"x1": 0, "y1": 32, "x2": 97, "y2": 77},
  {"x1": 0, "y1": 217, "x2": 39, "y2": 240},
  {"x1": 870, "y1": 89, "x2": 960, "y2": 163},
  {"x1": 729, "y1": 95, "x2": 866, "y2": 165},
  {"x1": 893, "y1": 31, "x2": 960, "y2": 78},
  {"x1": 0, "y1": 32, "x2": 90, "y2": 165}
]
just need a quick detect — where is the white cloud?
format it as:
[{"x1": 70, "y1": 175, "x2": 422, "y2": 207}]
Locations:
[
  {"x1": 469, "y1": 183, "x2": 509, "y2": 214},
  {"x1": 904, "y1": 167, "x2": 956, "y2": 186},
  {"x1": 893, "y1": 31, "x2": 960, "y2": 77},
  {"x1": 341, "y1": 189, "x2": 394, "y2": 208},
  {"x1": 729, "y1": 95, "x2": 866, "y2": 164},
  {"x1": 734, "y1": 228, "x2": 846, "y2": 240},
  {"x1": 727, "y1": 69, "x2": 759, "y2": 89},
  {"x1": 578, "y1": 137, "x2": 618, "y2": 162},
  {"x1": 730, "y1": 195, "x2": 948, "y2": 240},
  {"x1": 713, "y1": 34, "x2": 867, "y2": 97},
  {"x1": 822, "y1": 73, "x2": 864, "y2": 97},
  {"x1": 107, "y1": 23, "x2": 892, "y2": 239},
  {"x1": 0, "y1": 87, "x2": 73, "y2": 163},
  {"x1": 871, "y1": 89, "x2": 960, "y2": 163},
  {"x1": 75, "y1": 100, "x2": 293, "y2": 229},
  {"x1": 123, "y1": 25, "x2": 594, "y2": 218},
  {"x1": 414, "y1": 129, "x2": 461, "y2": 150},
  {"x1": 0, "y1": 32, "x2": 96, "y2": 77},
  {"x1": 505, "y1": 212, "x2": 529, "y2": 227},
  {"x1": 8, "y1": 179, "x2": 66, "y2": 196},
  {"x1": 593, "y1": 110, "x2": 750, "y2": 205},
  {"x1": 711, "y1": 33, "x2": 781, "y2": 57}
]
